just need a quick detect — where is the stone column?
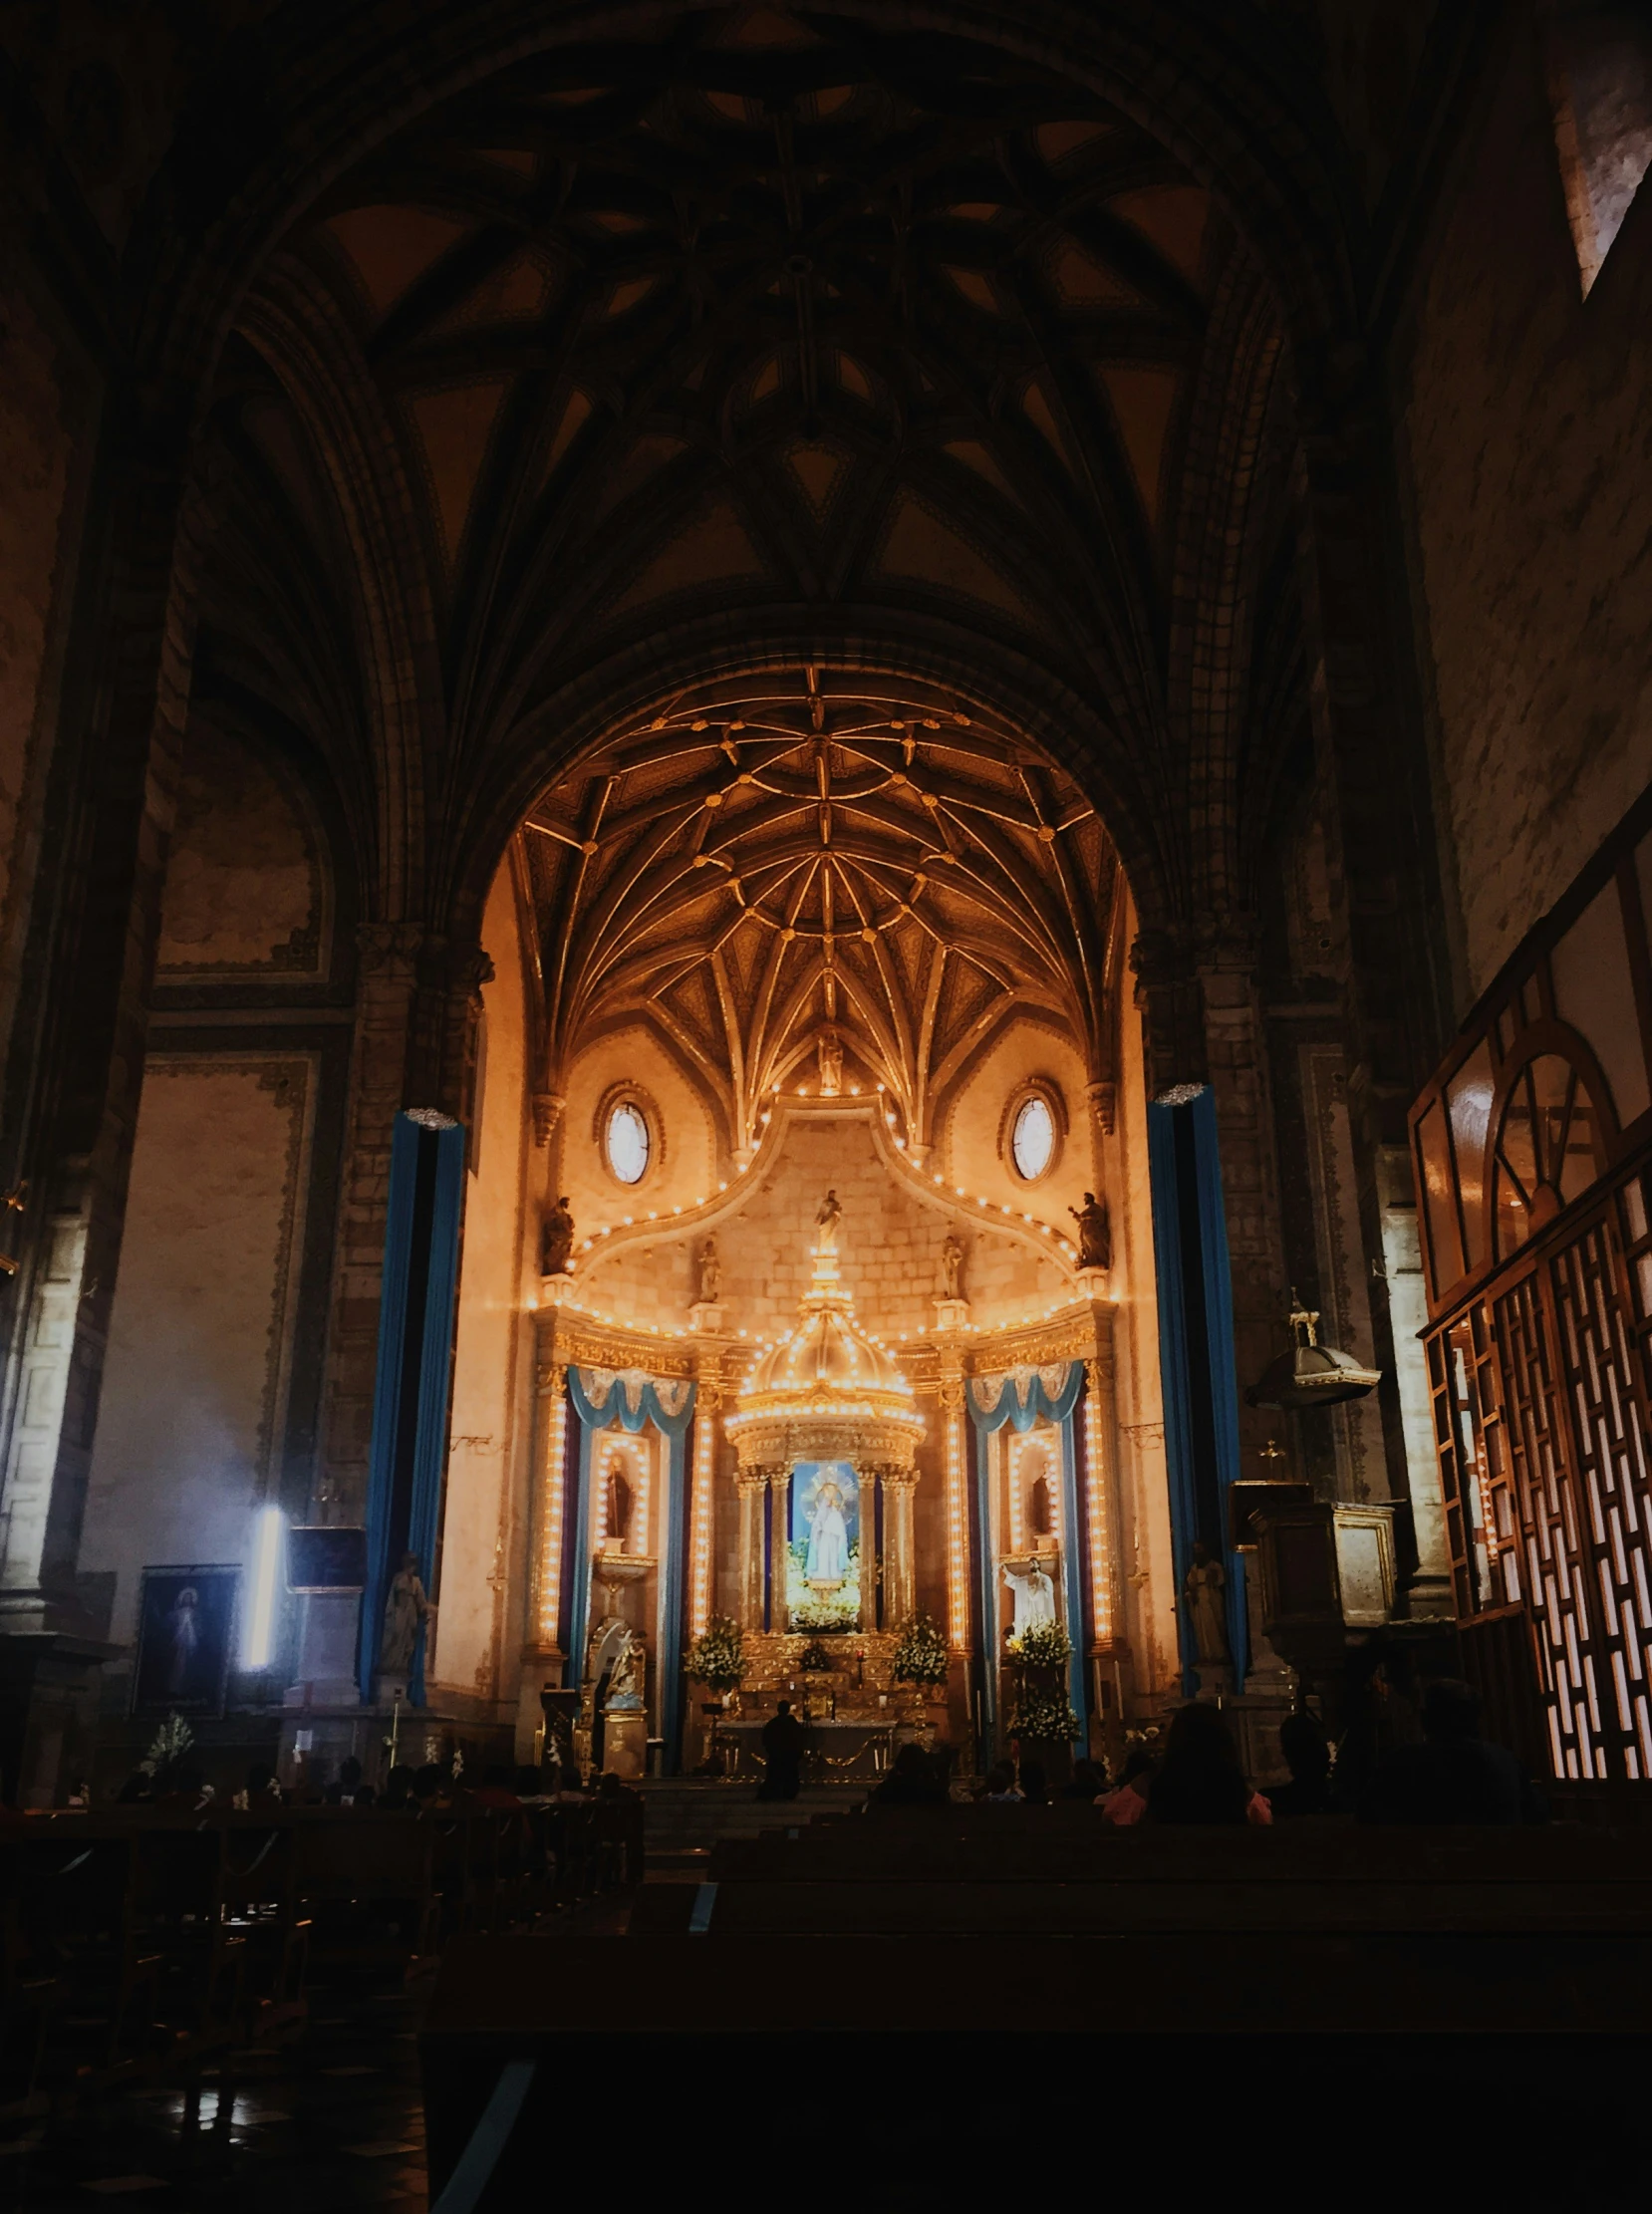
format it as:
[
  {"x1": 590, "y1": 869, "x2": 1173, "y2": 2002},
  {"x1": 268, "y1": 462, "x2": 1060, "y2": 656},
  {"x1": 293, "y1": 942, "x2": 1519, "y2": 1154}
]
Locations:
[
  {"x1": 314, "y1": 924, "x2": 423, "y2": 1523},
  {"x1": 527, "y1": 1329, "x2": 569, "y2": 1669},
  {"x1": 736, "y1": 1474, "x2": 767, "y2": 1633},
  {"x1": 881, "y1": 1469, "x2": 918, "y2": 1628},
  {"x1": 768, "y1": 1473, "x2": 790, "y2": 1635}
]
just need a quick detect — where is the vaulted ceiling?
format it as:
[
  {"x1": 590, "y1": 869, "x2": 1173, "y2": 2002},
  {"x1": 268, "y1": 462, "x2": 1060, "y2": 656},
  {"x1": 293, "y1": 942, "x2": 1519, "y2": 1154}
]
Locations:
[
  {"x1": 197, "y1": 3, "x2": 1301, "y2": 1019},
  {"x1": 521, "y1": 665, "x2": 1120, "y2": 1154}
]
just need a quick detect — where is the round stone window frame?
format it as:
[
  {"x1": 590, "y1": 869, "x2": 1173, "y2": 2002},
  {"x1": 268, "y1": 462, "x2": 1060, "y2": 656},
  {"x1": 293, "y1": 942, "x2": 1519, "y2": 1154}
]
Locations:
[
  {"x1": 999, "y1": 1077, "x2": 1067, "y2": 1185},
  {"x1": 594, "y1": 1081, "x2": 665, "y2": 1193}
]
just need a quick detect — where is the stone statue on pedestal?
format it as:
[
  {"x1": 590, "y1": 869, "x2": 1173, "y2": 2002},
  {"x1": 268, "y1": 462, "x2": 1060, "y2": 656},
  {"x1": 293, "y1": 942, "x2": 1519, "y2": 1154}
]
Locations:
[
  {"x1": 542, "y1": 1195, "x2": 575, "y2": 1275},
  {"x1": 817, "y1": 1028, "x2": 843, "y2": 1097},
  {"x1": 1068, "y1": 1191, "x2": 1111, "y2": 1270},
  {"x1": 814, "y1": 1189, "x2": 842, "y2": 1257},
  {"x1": 1001, "y1": 1558, "x2": 1057, "y2": 1641},
  {"x1": 1185, "y1": 1540, "x2": 1230, "y2": 1665},
  {"x1": 381, "y1": 1551, "x2": 429, "y2": 1674},
  {"x1": 942, "y1": 1233, "x2": 964, "y2": 1301},
  {"x1": 696, "y1": 1237, "x2": 720, "y2": 1303}
]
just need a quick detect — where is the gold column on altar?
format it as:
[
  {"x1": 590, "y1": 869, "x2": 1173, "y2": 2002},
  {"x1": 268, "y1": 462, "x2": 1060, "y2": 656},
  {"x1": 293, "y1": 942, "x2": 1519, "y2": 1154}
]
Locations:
[
  {"x1": 736, "y1": 1472, "x2": 768, "y2": 1632},
  {"x1": 881, "y1": 1470, "x2": 918, "y2": 1627}
]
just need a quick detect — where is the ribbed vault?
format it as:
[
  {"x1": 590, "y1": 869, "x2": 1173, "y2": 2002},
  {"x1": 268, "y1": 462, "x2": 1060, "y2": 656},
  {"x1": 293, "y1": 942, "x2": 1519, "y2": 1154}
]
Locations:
[{"x1": 524, "y1": 664, "x2": 1118, "y2": 1157}]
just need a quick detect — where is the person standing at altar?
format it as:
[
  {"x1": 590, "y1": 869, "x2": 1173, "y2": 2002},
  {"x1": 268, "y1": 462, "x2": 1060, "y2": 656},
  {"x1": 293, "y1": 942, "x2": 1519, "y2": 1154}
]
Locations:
[{"x1": 757, "y1": 1700, "x2": 807, "y2": 1801}]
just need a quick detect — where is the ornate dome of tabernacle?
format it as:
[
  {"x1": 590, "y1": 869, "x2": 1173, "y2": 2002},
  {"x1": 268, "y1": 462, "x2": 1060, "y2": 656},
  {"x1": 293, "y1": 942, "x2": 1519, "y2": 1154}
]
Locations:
[{"x1": 725, "y1": 1194, "x2": 924, "y2": 1459}]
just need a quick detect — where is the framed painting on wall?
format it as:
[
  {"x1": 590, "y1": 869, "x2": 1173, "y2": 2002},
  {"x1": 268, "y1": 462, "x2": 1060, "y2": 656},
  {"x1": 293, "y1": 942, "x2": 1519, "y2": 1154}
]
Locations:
[{"x1": 132, "y1": 1564, "x2": 239, "y2": 1719}]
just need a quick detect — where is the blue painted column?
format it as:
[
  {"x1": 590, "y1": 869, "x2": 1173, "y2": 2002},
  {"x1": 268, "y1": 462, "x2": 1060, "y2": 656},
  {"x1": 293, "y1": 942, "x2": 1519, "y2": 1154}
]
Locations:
[
  {"x1": 359, "y1": 1111, "x2": 467, "y2": 1706},
  {"x1": 1147, "y1": 1082, "x2": 1247, "y2": 1690}
]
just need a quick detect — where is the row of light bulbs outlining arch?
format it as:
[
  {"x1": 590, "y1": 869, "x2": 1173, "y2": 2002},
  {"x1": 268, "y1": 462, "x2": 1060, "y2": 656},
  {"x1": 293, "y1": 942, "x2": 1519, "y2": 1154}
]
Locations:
[
  {"x1": 573, "y1": 1082, "x2": 1082, "y2": 1262},
  {"x1": 551, "y1": 1293, "x2": 1095, "y2": 1346}
]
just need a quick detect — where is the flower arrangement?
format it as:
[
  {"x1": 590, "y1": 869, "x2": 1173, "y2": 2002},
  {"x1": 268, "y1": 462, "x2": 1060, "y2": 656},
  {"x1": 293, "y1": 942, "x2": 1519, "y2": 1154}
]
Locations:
[
  {"x1": 797, "y1": 1639, "x2": 835, "y2": 1673},
  {"x1": 1009, "y1": 1618, "x2": 1073, "y2": 1668},
  {"x1": 140, "y1": 1712, "x2": 194, "y2": 1779},
  {"x1": 791, "y1": 1600, "x2": 858, "y2": 1633},
  {"x1": 891, "y1": 1614, "x2": 950, "y2": 1687},
  {"x1": 684, "y1": 1614, "x2": 745, "y2": 1690},
  {"x1": 1008, "y1": 1688, "x2": 1083, "y2": 1742}
]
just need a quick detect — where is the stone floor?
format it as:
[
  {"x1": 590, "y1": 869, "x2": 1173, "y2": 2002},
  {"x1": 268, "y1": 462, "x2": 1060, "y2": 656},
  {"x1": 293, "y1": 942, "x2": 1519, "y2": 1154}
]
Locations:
[{"x1": 0, "y1": 1978, "x2": 428, "y2": 2213}]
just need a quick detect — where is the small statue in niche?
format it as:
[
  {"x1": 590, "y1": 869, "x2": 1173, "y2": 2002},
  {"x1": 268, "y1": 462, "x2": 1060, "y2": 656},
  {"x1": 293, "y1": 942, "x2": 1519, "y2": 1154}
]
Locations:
[
  {"x1": 941, "y1": 1233, "x2": 964, "y2": 1301},
  {"x1": 1068, "y1": 1191, "x2": 1111, "y2": 1270},
  {"x1": 1029, "y1": 1475, "x2": 1053, "y2": 1539},
  {"x1": 542, "y1": 1195, "x2": 575, "y2": 1276},
  {"x1": 607, "y1": 1627, "x2": 646, "y2": 1709},
  {"x1": 381, "y1": 1551, "x2": 430, "y2": 1674},
  {"x1": 817, "y1": 1027, "x2": 844, "y2": 1097},
  {"x1": 1185, "y1": 1540, "x2": 1230, "y2": 1666},
  {"x1": 696, "y1": 1237, "x2": 720, "y2": 1304},
  {"x1": 603, "y1": 1460, "x2": 634, "y2": 1552},
  {"x1": 814, "y1": 1189, "x2": 842, "y2": 1257}
]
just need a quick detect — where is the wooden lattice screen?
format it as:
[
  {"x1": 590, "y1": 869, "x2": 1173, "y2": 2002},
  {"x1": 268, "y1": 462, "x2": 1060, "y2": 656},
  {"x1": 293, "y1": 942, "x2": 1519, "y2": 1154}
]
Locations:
[{"x1": 1411, "y1": 788, "x2": 1652, "y2": 1784}]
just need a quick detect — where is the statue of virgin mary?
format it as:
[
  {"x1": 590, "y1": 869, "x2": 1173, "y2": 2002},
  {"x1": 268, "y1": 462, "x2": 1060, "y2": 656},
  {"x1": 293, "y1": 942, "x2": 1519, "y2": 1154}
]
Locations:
[{"x1": 805, "y1": 1477, "x2": 849, "y2": 1586}]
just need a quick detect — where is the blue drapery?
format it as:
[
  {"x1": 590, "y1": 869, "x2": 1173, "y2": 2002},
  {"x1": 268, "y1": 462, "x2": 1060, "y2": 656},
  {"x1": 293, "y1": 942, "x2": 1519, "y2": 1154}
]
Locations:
[
  {"x1": 1147, "y1": 1083, "x2": 1247, "y2": 1690},
  {"x1": 566, "y1": 1367, "x2": 697, "y2": 1774},
  {"x1": 360, "y1": 1112, "x2": 466, "y2": 1706},
  {"x1": 967, "y1": 1361, "x2": 1086, "y2": 1748}
]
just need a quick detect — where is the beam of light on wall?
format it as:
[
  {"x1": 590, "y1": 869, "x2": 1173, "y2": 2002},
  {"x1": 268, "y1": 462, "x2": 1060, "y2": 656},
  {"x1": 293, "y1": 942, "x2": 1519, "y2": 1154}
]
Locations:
[{"x1": 243, "y1": 1505, "x2": 284, "y2": 1670}]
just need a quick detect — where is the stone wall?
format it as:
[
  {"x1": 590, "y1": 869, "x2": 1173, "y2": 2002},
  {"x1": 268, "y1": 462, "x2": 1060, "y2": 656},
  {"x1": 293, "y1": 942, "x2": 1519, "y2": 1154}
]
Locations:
[
  {"x1": 1397, "y1": 17, "x2": 1652, "y2": 1000},
  {"x1": 80, "y1": 1055, "x2": 316, "y2": 1668},
  {"x1": 574, "y1": 1106, "x2": 1072, "y2": 1343}
]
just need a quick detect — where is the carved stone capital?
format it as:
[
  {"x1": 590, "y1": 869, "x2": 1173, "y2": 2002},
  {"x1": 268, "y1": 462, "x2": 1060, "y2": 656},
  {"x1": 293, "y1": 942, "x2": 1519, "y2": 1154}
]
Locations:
[
  {"x1": 356, "y1": 921, "x2": 425, "y2": 975},
  {"x1": 531, "y1": 1092, "x2": 566, "y2": 1146}
]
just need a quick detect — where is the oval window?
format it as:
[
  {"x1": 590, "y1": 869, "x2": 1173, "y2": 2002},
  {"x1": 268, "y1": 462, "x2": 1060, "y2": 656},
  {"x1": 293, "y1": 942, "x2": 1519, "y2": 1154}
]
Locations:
[
  {"x1": 605, "y1": 1100, "x2": 651, "y2": 1185},
  {"x1": 1011, "y1": 1094, "x2": 1055, "y2": 1181}
]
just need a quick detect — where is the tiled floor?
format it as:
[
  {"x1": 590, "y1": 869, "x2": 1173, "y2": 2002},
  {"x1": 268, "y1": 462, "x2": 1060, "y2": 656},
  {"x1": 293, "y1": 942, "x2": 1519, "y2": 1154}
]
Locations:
[{"x1": 0, "y1": 1980, "x2": 429, "y2": 2213}]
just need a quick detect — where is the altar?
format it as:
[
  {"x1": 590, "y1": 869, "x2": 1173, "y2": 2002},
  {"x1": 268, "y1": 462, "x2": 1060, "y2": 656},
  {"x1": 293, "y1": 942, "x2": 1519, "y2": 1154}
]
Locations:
[{"x1": 714, "y1": 1716, "x2": 898, "y2": 1782}]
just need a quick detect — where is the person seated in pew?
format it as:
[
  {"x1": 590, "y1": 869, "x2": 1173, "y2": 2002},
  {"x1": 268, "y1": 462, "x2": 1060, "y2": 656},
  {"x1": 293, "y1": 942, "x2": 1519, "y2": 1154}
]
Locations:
[
  {"x1": 515, "y1": 1766, "x2": 555, "y2": 1805},
  {"x1": 1061, "y1": 1758, "x2": 1109, "y2": 1802},
  {"x1": 412, "y1": 1763, "x2": 451, "y2": 1812},
  {"x1": 1357, "y1": 1679, "x2": 1547, "y2": 1825},
  {"x1": 467, "y1": 1764, "x2": 523, "y2": 1809},
  {"x1": 756, "y1": 1702, "x2": 807, "y2": 1801},
  {"x1": 868, "y1": 1743, "x2": 949, "y2": 1807},
  {"x1": 353, "y1": 1785, "x2": 378, "y2": 1809},
  {"x1": 1017, "y1": 1759, "x2": 1050, "y2": 1806},
  {"x1": 553, "y1": 1763, "x2": 588, "y2": 1803},
  {"x1": 380, "y1": 1765, "x2": 416, "y2": 1810},
  {"x1": 1099, "y1": 1747, "x2": 1155, "y2": 1823},
  {"x1": 324, "y1": 1756, "x2": 365, "y2": 1806},
  {"x1": 1142, "y1": 1704, "x2": 1272, "y2": 1825},
  {"x1": 975, "y1": 1760, "x2": 1023, "y2": 1802},
  {"x1": 1268, "y1": 1712, "x2": 1334, "y2": 1819},
  {"x1": 233, "y1": 1761, "x2": 284, "y2": 1811}
]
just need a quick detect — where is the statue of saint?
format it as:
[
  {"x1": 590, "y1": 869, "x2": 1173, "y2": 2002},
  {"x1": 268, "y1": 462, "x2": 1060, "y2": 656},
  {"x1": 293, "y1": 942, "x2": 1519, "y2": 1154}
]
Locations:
[
  {"x1": 817, "y1": 1027, "x2": 843, "y2": 1097},
  {"x1": 603, "y1": 1459, "x2": 633, "y2": 1551},
  {"x1": 1185, "y1": 1541, "x2": 1230, "y2": 1665},
  {"x1": 1068, "y1": 1191, "x2": 1111, "y2": 1270},
  {"x1": 813, "y1": 1189, "x2": 842, "y2": 1258},
  {"x1": 542, "y1": 1195, "x2": 575, "y2": 1276},
  {"x1": 381, "y1": 1551, "x2": 429, "y2": 1673},
  {"x1": 1001, "y1": 1558, "x2": 1057, "y2": 1641},
  {"x1": 941, "y1": 1233, "x2": 964, "y2": 1300},
  {"x1": 607, "y1": 1628, "x2": 646, "y2": 1709},
  {"x1": 696, "y1": 1237, "x2": 720, "y2": 1304},
  {"x1": 804, "y1": 1478, "x2": 850, "y2": 1586}
]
